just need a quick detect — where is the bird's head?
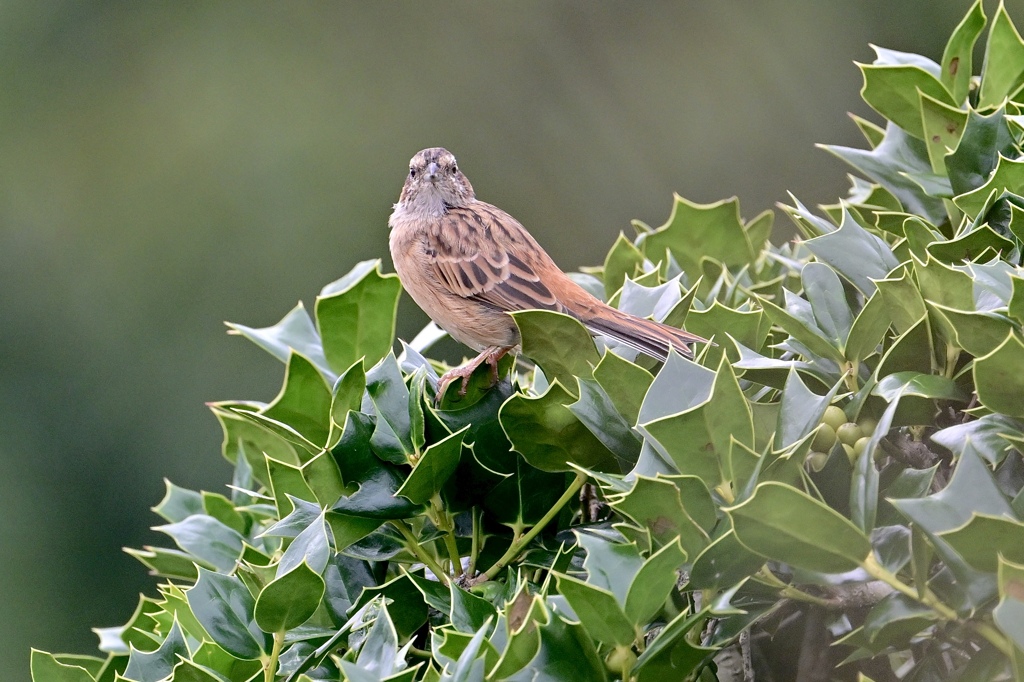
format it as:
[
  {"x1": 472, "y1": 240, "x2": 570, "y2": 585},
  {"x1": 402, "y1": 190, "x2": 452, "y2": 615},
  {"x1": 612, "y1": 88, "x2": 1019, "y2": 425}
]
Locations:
[{"x1": 397, "y1": 147, "x2": 475, "y2": 216}]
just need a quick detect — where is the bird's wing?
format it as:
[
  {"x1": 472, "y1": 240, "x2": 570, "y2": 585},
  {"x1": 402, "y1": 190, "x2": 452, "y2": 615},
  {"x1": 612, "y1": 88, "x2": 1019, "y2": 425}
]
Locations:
[
  {"x1": 426, "y1": 202, "x2": 564, "y2": 313},
  {"x1": 422, "y1": 201, "x2": 711, "y2": 361}
]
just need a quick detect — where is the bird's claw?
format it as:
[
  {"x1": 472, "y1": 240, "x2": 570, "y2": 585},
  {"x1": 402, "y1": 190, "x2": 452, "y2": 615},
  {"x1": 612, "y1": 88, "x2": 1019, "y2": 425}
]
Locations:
[{"x1": 433, "y1": 347, "x2": 510, "y2": 407}]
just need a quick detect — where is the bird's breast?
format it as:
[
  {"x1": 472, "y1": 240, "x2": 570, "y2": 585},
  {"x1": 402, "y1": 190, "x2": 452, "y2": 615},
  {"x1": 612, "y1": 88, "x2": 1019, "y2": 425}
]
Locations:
[{"x1": 389, "y1": 212, "x2": 519, "y2": 352}]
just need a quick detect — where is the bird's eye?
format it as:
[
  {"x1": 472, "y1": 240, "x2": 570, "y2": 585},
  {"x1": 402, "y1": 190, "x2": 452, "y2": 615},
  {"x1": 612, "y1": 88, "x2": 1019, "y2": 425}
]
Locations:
[
  {"x1": 409, "y1": 168, "x2": 416, "y2": 177},
  {"x1": 451, "y1": 164, "x2": 458, "y2": 174}
]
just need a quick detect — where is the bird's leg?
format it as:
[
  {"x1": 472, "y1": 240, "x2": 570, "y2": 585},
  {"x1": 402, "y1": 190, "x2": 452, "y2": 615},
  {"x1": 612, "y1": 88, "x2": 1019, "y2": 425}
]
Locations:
[
  {"x1": 485, "y1": 346, "x2": 510, "y2": 384},
  {"x1": 435, "y1": 346, "x2": 510, "y2": 405}
]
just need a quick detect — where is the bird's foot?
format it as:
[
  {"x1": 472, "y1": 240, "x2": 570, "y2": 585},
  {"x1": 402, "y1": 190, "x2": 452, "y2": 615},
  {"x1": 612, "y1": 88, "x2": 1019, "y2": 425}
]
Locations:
[{"x1": 435, "y1": 346, "x2": 510, "y2": 406}]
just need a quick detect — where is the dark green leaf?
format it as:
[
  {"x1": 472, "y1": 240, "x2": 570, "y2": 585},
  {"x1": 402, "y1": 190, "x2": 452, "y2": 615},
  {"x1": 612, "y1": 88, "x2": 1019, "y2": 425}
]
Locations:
[
  {"x1": 515, "y1": 609, "x2": 609, "y2": 682},
  {"x1": 636, "y1": 195, "x2": 767, "y2": 277},
  {"x1": 156, "y1": 584, "x2": 210, "y2": 647},
  {"x1": 226, "y1": 303, "x2": 331, "y2": 377},
  {"x1": 408, "y1": 367, "x2": 427, "y2": 453},
  {"x1": 354, "y1": 603, "x2": 403, "y2": 677},
  {"x1": 210, "y1": 404, "x2": 298, "y2": 481},
  {"x1": 919, "y1": 92, "x2": 968, "y2": 176},
  {"x1": 155, "y1": 515, "x2": 244, "y2": 572},
  {"x1": 262, "y1": 352, "x2": 333, "y2": 448},
  {"x1": 974, "y1": 331, "x2": 1024, "y2": 418},
  {"x1": 124, "y1": 546, "x2": 200, "y2": 582},
  {"x1": 315, "y1": 260, "x2": 402, "y2": 373},
  {"x1": 875, "y1": 317, "x2": 934, "y2": 381},
  {"x1": 844, "y1": 290, "x2": 890, "y2": 361},
  {"x1": 978, "y1": 3, "x2": 1024, "y2": 110},
  {"x1": 329, "y1": 412, "x2": 420, "y2": 521},
  {"x1": 938, "y1": 513, "x2": 1024, "y2": 573},
  {"x1": 511, "y1": 309, "x2": 600, "y2": 390},
  {"x1": 941, "y1": 0, "x2": 986, "y2": 103},
  {"x1": 859, "y1": 63, "x2": 955, "y2": 138},
  {"x1": 931, "y1": 414, "x2": 1024, "y2": 466},
  {"x1": 30, "y1": 650, "x2": 101, "y2": 682},
  {"x1": 278, "y1": 512, "x2": 330, "y2": 577},
  {"x1": 365, "y1": 353, "x2": 414, "y2": 462},
  {"x1": 872, "y1": 525, "x2": 912, "y2": 574},
  {"x1": 821, "y1": 123, "x2": 947, "y2": 226},
  {"x1": 891, "y1": 442, "x2": 1014, "y2": 535},
  {"x1": 804, "y1": 208, "x2": 900, "y2": 296},
  {"x1": 569, "y1": 379, "x2": 641, "y2": 468},
  {"x1": 330, "y1": 359, "x2": 367, "y2": 445},
  {"x1": 353, "y1": 574, "x2": 428, "y2": 640},
  {"x1": 758, "y1": 289, "x2": 845, "y2": 364},
  {"x1": 201, "y1": 492, "x2": 247, "y2": 535},
  {"x1": 1011, "y1": 274, "x2": 1024, "y2": 323},
  {"x1": 603, "y1": 232, "x2": 646, "y2": 295},
  {"x1": 947, "y1": 107, "x2": 1019, "y2": 196},
  {"x1": 255, "y1": 562, "x2": 326, "y2": 632},
  {"x1": 153, "y1": 481, "x2": 205, "y2": 523},
  {"x1": 913, "y1": 252, "x2": 974, "y2": 311},
  {"x1": 555, "y1": 574, "x2": 635, "y2": 646},
  {"x1": 955, "y1": 156, "x2": 1024, "y2": 219},
  {"x1": 639, "y1": 354, "x2": 751, "y2": 486},
  {"x1": 874, "y1": 268, "x2": 927, "y2": 335},
  {"x1": 449, "y1": 583, "x2": 497, "y2": 634},
  {"x1": 633, "y1": 608, "x2": 714, "y2": 682},
  {"x1": 592, "y1": 350, "x2": 653, "y2": 426},
  {"x1": 301, "y1": 450, "x2": 346, "y2": 507},
  {"x1": 851, "y1": 114, "x2": 886, "y2": 148},
  {"x1": 623, "y1": 539, "x2": 687, "y2": 625},
  {"x1": 775, "y1": 369, "x2": 840, "y2": 451},
  {"x1": 226, "y1": 407, "x2": 320, "y2": 459},
  {"x1": 168, "y1": 660, "x2": 230, "y2": 682},
  {"x1": 688, "y1": 530, "x2": 767, "y2": 591},
  {"x1": 995, "y1": 556, "x2": 1024, "y2": 651},
  {"x1": 607, "y1": 475, "x2": 710, "y2": 559},
  {"x1": 396, "y1": 426, "x2": 467, "y2": 504},
  {"x1": 862, "y1": 593, "x2": 937, "y2": 647},
  {"x1": 874, "y1": 371, "x2": 968, "y2": 403},
  {"x1": 802, "y1": 262, "x2": 854, "y2": 346},
  {"x1": 572, "y1": 532, "x2": 642, "y2": 603},
  {"x1": 323, "y1": 553, "x2": 377, "y2": 625},
  {"x1": 683, "y1": 301, "x2": 769, "y2": 360},
  {"x1": 500, "y1": 380, "x2": 620, "y2": 473},
  {"x1": 726, "y1": 482, "x2": 872, "y2": 573},
  {"x1": 266, "y1": 457, "x2": 316, "y2": 517},
  {"x1": 433, "y1": 626, "x2": 490, "y2": 682},
  {"x1": 186, "y1": 569, "x2": 269, "y2": 659},
  {"x1": 482, "y1": 456, "x2": 565, "y2": 528},
  {"x1": 330, "y1": 470, "x2": 421, "y2": 521},
  {"x1": 927, "y1": 223, "x2": 1016, "y2": 262},
  {"x1": 850, "y1": 415, "x2": 880, "y2": 533}
]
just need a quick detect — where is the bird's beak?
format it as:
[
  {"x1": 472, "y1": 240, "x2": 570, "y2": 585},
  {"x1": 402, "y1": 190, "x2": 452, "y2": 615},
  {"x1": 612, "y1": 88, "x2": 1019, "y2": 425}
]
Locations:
[{"x1": 427, "y1": 162, "x2": 439, "y2": 179}]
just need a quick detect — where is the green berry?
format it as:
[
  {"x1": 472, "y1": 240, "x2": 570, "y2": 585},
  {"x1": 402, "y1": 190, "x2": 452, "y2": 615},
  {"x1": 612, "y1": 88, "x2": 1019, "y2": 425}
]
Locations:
[
  {"x1": 469, "y1": 581, "x2": 502, "y2": 600},
  {"x1": 605, "y1": 647, "x2": 638, "y2": 674},
  {"x1": 836, "y1": 422, "x2": 863, "y2": 446},
  {"x1": 823, "y1": 405, "x2": 846, "y2": 431},
  {"x1": 806, "y1": 452, "x2": 829, "y2": 472},
  {"x1": 811, "y1": 424, "x2": 837, "y2": 453},
  {"x1": 843, "y1": 443, "x2": 856, "y2": 463},
  {"x1": 853, "y1": 436, "x2": 870, "y2": 457},
  {"x1": 858, "y1": 417, "x2": 879, "y2": 437}
]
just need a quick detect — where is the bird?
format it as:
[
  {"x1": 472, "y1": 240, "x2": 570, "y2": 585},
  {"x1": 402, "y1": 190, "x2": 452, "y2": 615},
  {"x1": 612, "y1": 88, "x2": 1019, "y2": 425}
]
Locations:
[{"x1": 388, "y1": 147, "x2": 709, "y2": 402}]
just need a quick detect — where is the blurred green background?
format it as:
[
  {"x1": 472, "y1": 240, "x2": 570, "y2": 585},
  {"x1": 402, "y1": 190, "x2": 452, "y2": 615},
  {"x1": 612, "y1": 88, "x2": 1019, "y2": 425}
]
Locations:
[{"x1": 0, "y1": 1, "x2": 1008, "y2": 678}]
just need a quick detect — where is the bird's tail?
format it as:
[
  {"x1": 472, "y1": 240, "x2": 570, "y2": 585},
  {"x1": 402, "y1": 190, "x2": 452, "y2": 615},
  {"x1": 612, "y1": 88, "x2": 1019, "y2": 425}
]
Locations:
[{"x1": 581, "y1": 306, "x2": 709, "y2": 361}]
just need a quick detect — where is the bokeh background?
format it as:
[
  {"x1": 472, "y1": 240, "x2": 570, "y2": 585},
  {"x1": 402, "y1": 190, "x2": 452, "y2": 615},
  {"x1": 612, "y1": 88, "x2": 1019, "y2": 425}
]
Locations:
[{"x1": 1, "y1": 1, "x2": 1014, "y2": 678}]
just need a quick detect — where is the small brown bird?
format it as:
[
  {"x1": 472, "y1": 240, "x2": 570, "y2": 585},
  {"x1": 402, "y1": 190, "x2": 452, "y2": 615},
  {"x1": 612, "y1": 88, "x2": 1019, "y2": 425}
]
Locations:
[{"x1": 388, "y1": 147, "x2": 709, "y2": 401}]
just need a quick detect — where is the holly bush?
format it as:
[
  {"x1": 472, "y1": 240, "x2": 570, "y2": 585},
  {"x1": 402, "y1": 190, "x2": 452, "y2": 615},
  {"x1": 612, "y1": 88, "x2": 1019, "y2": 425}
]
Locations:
[{"x1": 30, "y1": 2, "x2": 1024, "y2": 681}]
